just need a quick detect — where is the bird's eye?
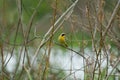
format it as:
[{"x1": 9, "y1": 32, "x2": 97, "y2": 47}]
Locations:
[{"x1": 62, "y1": 34, "x2": 65, "y2": 36}]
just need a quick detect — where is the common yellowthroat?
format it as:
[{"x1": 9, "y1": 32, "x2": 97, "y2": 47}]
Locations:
[{"x1": 58, "y1": 33, "x2": 68, "y2": 47}]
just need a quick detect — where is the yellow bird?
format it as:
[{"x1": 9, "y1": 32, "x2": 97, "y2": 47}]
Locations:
[{"x1": 58, "y1": 33, "x2": 68, "y2": 47}]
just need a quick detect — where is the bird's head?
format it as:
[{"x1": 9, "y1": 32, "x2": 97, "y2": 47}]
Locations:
[{"x1": 61, "y1": 33, "x2": 65, "y2": 36}]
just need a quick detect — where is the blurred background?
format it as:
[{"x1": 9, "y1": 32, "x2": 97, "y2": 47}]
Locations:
[{"x1": 0, "y1": 0, "x2": 120, "y2": 80}]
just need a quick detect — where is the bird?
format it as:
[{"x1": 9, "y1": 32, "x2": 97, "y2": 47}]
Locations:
[{"x1": 58, "y1": 33, "x2": 68, "y2": 47}]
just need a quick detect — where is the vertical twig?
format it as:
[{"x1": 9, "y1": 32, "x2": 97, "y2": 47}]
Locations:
[
  {"x1": 42, "y1": 0, "x2": 57, "y2": 79},
  {"x1": 97, "y1": 0, "x2": 105, "y2": 79},
  {"x1": 1, "y1": 42, "x2": 4, "y2": 80},
  {"x1": 86, "y1": 2, "x2": 98, "y2": 80},
  {"x1": 1, "y1": 0, "x2": 5, "y2": 77},
  {"x1": 12, "y1": 0, "x2": 23, "y2": 79}
]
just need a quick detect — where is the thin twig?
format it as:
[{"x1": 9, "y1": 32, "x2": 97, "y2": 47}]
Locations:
[{"x1": 55, "y1": 42, "x2": 86, "y2": 59}]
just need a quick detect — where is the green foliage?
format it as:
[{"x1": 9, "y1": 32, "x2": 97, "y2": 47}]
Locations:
[
  {"x1": 22, "y1": 0, "x2": 52, "y2": 23},
  {"x1": 101, "y1": 68, "x2": 106, "y2": 79},
  {"x1": 105, "y1": 0, "x2": 118, "y2": 12}
]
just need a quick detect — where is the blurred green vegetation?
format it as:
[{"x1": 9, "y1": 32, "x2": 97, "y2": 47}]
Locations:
[{"x1": 22, "y1": 0, "x2": 52, "y2": 23}]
